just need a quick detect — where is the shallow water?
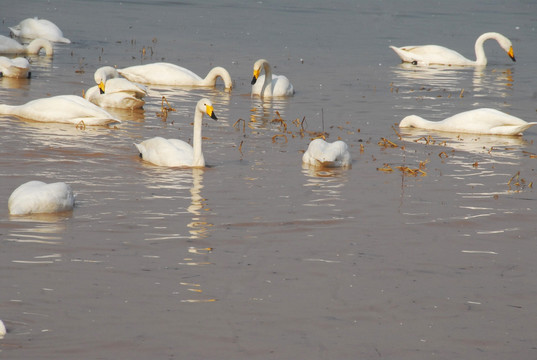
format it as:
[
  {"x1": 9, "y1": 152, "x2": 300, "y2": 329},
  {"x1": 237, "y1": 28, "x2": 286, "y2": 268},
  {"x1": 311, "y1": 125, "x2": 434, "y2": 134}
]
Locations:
[{"x1": 1, "y1": 0, "x2": 537, "y2": 359}]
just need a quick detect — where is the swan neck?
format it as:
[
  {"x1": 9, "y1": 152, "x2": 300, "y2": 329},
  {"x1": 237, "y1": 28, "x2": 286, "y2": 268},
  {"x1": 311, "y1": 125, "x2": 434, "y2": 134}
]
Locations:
[
  {"x1": 26, "y1": 39, "x2": 53, "y2": 56},
  {"x1": 262, "y1": 61, "x2": 272, "y2": 97},
  {"x1": 474, "y1": 33, "x2": 498, "y2": 66},
  {"x1": 203, "y1": 67, "x2": 232, "y2": 89},
  {"x1": 191, "y1": 108, "x2": 204, "y2": 167}
]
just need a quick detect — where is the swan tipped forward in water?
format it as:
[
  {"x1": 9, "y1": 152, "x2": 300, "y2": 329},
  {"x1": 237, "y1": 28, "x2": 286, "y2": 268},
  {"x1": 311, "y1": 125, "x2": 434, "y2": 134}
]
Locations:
[
  {"x1": 251, "y1": 59, "x2": 294, "y2": 97},
  {"x1": 9, "y1": 17, "x2": 70, "y2": 43},
  {"x1": 390, "y1": 32, "x2": 515, "y2": 66},
  {"x1": 302, "y1": 139, "x2": 351, "y2": 168},
  {"x1": 0, "y1": 95, "x2": 121, "y2": 126},
  {"x1": 0, "y1": 56, "x2": 30, "y2": 78},
  {"x1": 0, "y1": 35, "x2": 53, "y2": 56},
  {"x1": 399, "y1": 108, "x2": 537, "y2": 136},
  {"x1": 8, "y1": 181, "x2": 75, "y2": 215},
  {"x1": 117, "y1": 63, "x2": 232, "y2": 89},
  {"x1": 85, "y1": 66, "x2": 147, "y2": 109},
  {"x1": 135, "y1": 98, "x2": 218, "y2": 167}
]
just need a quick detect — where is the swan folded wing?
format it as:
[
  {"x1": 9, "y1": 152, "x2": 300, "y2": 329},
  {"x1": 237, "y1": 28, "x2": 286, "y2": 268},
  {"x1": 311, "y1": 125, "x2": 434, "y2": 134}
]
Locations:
[
  {"x1": 303, "y1": 139, "x2": 350, "y2": 167},
  {"x1": 272, "y1": 75, "x2": 294, "y2": 96},
  {"x1": 135, "y1": 137, "x2": 194, "y2": 167},
  {"x1": 8, "y1": 181, "x2": 74, "y2": 215},
  {"x1": 10, "y1": 18, "x2": 71, "y2": 43},
  {"x1": 0, "y1": 56, "x2": 29, "y2": 77},
  {"x1": 85, "y1": 87, "x2": 144, "y2": 109}
]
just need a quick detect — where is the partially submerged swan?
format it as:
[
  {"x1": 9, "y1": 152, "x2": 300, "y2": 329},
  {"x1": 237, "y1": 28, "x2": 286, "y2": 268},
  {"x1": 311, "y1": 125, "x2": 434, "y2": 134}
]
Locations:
[
  {"x1": 118, "y1": 63, "x2": 232, "y2": 89},
  {"x1": 134, "y1": 98, "x2": 218, "y2": 167},
  {"x1": 0, "y1": 56, "x2": 30, "y2": 78},
  {"x1": 0, "y1": 35, "x2": 53, "y2": 56},
  {"x1": 399, "y1": 108, "x2": 536, "y2": 136},
  {"x1": 390, "y1": 32, "x2": 515, "y2": 66},
  {"x1": 9, "y1": 17, "x2": 70, "y2": 43},
  {"x1": 8, "y1": 181, "x2": 75, "y2": 215},
  {"x1": 0, "y1": 95, "x2": 121, "y2": 126},
  {"x1": 302, "y1": 138, "x2": 351, "y2": 168}
]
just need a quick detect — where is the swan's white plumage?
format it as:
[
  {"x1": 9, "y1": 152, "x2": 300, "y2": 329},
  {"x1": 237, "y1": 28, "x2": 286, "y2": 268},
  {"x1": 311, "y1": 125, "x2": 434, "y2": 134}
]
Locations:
[
  {"x1": 9, "y1": 18, "x2": 70, "y2": 43},
  {"x1": 0, "y1": 35, "x2": 53, "y2": 56},
  {"x1": 85, "y1": 66, "x2": 147, "y2": 109},
  {"x1": 0, "y1": 56, "x2": 30, "y2": 78},
  {"x1": 135, "y1": 98, "x2": 218, "y2": 167},
  {"x1": 302, "y1": 139, "x2": 351, "y2": 168},
  {"x1": 8, "y1": 181, "x2": 75, "y2": 215},
  {"x1": 0, "y1": 319, "x2": 6, "y2": 339},
  {"x1": 0, "y1": 95, "x2": 121, "y2": 126},
  {"x1": 251, "y1": 59, "x2": 294, "y2": 97},
  {"x1": 117, "y1": 63, "x2": 232, "y2": 89},
  {"x1": 399, "y1": 108, "x2": 537, "y2": 136},
  {"x1": 390, "y1": 32, "x2": 515, "y2": 66}
]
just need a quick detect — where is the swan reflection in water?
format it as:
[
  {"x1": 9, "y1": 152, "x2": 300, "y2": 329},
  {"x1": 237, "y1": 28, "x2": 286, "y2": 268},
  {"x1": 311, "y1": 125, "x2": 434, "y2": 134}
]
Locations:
[
  {"x1": 248, "y1": 96, "x2": 291, "y2": 130},
  {"x1": 187, "y1": 168, "x2": 213, "y2": 239},
  {"x1": 6, "y1": 212, "x2": 72, "y2": 246},
  {"x1": 391, "y1": 63, "x2": 514, "y2": 100},
  {"x1": 301, "y1": 165, "x2": 349, "y2": 209}
]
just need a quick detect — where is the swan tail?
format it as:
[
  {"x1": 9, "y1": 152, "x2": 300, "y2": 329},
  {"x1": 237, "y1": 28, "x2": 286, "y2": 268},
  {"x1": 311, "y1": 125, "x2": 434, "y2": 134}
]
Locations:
[{"x1": 493, "y1": 122, "x2": 537, "y2": 136}]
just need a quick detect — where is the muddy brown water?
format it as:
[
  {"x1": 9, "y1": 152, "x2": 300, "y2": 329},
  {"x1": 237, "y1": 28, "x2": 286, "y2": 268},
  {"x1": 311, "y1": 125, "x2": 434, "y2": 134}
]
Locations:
[{"x1": 1, "y1": 1, "x2": 537, "y2": 359}]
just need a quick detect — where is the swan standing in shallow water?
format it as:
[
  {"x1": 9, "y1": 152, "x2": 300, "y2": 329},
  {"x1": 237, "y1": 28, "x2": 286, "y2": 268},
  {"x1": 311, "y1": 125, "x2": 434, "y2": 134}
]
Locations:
[
  {"x1": 117, "y1": 63, "x2": 232, "y2": 89},
  {"x1": 0, "y1": 35, "x2": 53, "y2": 56},
  {"x1": 9, "y1": 18, "x2": 70, "y2": 43},
  {"x1": 251, "y1": 59, "x2": 294, "y2": 97},
  {"x1": 399, "y1": 108, "x2": 537, "y2": 136},
  {"x1": 390, "y1": 32, "x2": 515, "y2": 66},
  {"x1": 302, "y1": 139, "x2": 351, "y2": 168},
  {"x1": 0, "y1": 95, "x2": 121, "y2": 126},
  {"x1": 135, "y1": 98, "x2": 217, "y2": 167},
  {"x1": 8, "y1": 181, "x2": 75, "y2": 215},
  {"x1": 85, "y1": 66, "x2": 147, "y2": 109},
  {"x1": 0, "y1": 56, "x2": 30, "y2": 78}
]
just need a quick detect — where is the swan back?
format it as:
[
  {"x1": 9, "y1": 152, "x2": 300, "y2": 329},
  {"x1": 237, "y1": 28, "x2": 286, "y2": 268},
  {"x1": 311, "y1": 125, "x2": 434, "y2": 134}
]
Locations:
[
  {"x1": 303, "y1": 139, "x2": 351, "y2": 168},
  {"x1": 0, "y1": 56, "x2": 30, "y2": 78},
  {"x1": 8, "y1": 181, "x2": 75, "y2": 215},
  {"x1": 10, "y1": 18, "x2": 70, "y2": 43}
]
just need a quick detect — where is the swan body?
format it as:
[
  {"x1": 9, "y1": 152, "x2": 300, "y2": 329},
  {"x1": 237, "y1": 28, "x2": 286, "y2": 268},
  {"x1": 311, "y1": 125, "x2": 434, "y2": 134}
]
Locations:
[
  {"x1": 85, "y1": 66, "x2": 147, "y2": 109},
  {"x1": 8, "y1": 181, "x2": 75, "y2": 215},
  {"x1": 135, "y1": 98, "x2": 218, "y2": 167},
  {"x1": 251, "y1": 59, "x2": 294, "y2": 97},
  {"x1": 302, "y1": 139, "x2": 351, "y2": 168},
  {"x1": 9, "y1": 18, "x2": 70, "y2": 43},
  {"x1": 0, "y1": 56, "x2": 30, "y2": 78},
  {"x1": 390, "y1": 32, "x2": 515, "y2": 66},
  {"x1": 0, "y1": 95, "x2": 121, "y2": 126},
  {"x1": 118, "y1": 63, "x2": 232, "y2": 89},
  {"x1": 0, "y1": 35, "x2": 53, "y2": 56},
  {"x1": 399, "y1": 108, "x2": 537, "y2": 136},
  {"x1": 0, "y1": 319, "x2": 6, "y2": 339}
]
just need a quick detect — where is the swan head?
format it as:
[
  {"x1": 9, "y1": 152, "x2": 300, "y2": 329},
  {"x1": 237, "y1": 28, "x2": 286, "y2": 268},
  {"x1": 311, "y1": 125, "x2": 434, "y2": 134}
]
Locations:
[
  {"x1": 251, "y1": 59, "x2": 268, "y2": 85},
  {"x1": 198, "y1": 98, "x2": 218, "y2": 120},
  {"x1": 399, "y1": 115, "x2": 424, "y2": 128},
  {"x1": 498, "y1": 36, "x2": 516, "y2": 62},
  {"x1": 94, "y1": 66, "x2": 120, "y2": 94}
]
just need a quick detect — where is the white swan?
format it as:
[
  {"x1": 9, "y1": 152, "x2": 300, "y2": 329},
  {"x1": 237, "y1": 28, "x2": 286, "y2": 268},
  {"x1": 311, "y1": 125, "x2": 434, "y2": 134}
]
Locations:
[
  {"x1": 117, "y1": 63, "x2": 233, "y2": 89},
  {"x1": 302, "y1": 139, "x2": 351, "y2": 168},
  {"x1": 0, "y1": 35, "x2": 53, "y2": 56},
  {"x1": 399, "y1": 108, "x2": 537, "y2": 136},
  {"x1": 0, "y1": 319, "x2": 6, "y2": 339},
  {"x1": 0, "y1": 95, "x2": 121, "y2": 126},
  {"x1": 0, "y1": 56, "x2": 30, "y2": 78},
  {"x1": 85, "y1": 66, "x2": 147, "y2": 109},
  {"x1": 251, "y1": 59, "x2": 294, "y2": 97},
  {"x1": 9, "y1": 17, "x2": 70, "y2": 43},
  {"x1": 390, "y1": 32, "x2": 515, "y2": 66},
  {"x1": 8, "y1": 181, "x2": 75, "y2": 215},
  {"x1": 135, "y1": 98, "x2": 217, "y2": 167}
]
